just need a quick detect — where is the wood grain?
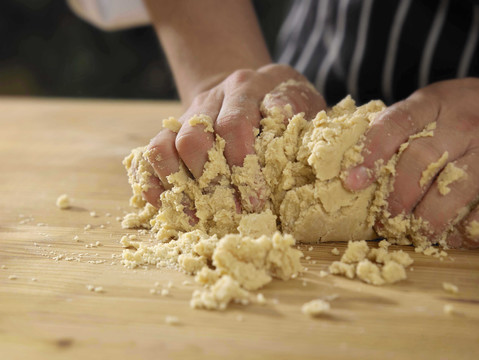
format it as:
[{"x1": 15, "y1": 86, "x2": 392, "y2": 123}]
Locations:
[{"x1": 0, "y1": 97, "x2": 478, "y2": 360}]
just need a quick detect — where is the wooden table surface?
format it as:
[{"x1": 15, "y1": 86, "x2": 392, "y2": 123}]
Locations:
[{"x1": 1, "y1": 97, "x2": 478, "y2": 360}]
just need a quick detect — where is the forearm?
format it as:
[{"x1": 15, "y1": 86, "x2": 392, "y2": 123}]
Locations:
[{"x1": 143, "y1": 0, "x2": 271, "y2": 105}]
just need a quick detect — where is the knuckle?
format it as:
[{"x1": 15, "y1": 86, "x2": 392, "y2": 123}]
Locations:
[
  {"x1": 380, "y1": 102, "x2": 415, "y2": 138},
  {"x1": 405, "y1": 140, "x2": 443, "y2": 172},
  {"x1": 215, "y1": 113, "x2": 244, "y2": 137},
  {"x1": 227, "y1": 69, "x2": 256, "y2": 86},
  {"x1": 175, "y1": 130, "x2": 210, "y2": 158},
  {"x1": 190, "y1": 91, "x2": 210, "y2": 108},
  {"x1": 147, "y1": 130, "x2": 176, "y2": 163}
]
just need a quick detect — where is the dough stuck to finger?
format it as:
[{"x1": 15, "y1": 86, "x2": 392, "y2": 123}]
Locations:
[{"x1": 162, "y1": 116, "x2": 182, "y2": 133}]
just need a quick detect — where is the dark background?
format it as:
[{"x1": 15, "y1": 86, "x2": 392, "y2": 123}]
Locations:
[{"x1": 0, "y1": 0, "x2": 290, "y2": 100}]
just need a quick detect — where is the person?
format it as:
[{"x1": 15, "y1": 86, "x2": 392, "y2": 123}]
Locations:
[{"x1": 70, "y1": 0, "x2": 479, "y2": 248}]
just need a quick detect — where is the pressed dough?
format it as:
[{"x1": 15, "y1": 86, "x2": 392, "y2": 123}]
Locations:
[{"x1": 121, "y1": 92, "x2": 453, "y2": 309}]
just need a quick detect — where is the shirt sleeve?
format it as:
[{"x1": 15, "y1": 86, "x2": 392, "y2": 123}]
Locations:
[{"x1": 67, "y1": 0, "x2": 150, "y2": 31}]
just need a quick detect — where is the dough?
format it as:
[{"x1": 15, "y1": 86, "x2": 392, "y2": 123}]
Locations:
[
  {"x1": 328, "y1": 240, "x2": 413, "y2": 285},
  {"x1": 123, "y1": 96, "x2": 384, "y2": 244},
  {"x1": 121, "y1": 91, "x2": 453, "y2": 308},
  {"x1": 437, "y1": 162, "x2": 467, "y2": 195},
  {"x1": 301, "y1": 299, "x2": 331, "y2": 317},
  {"x1": 419, "y1": 151, "x2": 449, "y2": 187},
  {"x1": 442, "y1": 282, "x2": 459, "y2": 294},
  {"x1": 56, "y1": 194, "x2": 71, "y2": 209}
]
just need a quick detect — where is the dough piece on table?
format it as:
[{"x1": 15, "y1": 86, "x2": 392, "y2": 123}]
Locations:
[
  {"x1": 302, "y1": 299, "x2": 331, "y2": 317},
  {"x1": 442, "y1": 282, "x2": 459, "y2": 294},
  {"x1": 56, "y1": 194, "x2": 71, "y2": 209}
]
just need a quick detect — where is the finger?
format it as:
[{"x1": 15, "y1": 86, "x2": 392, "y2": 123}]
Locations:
[
  {"x1": 175, "y1": 90, "x2": 223, "y2": 178},
  {"x1": 215, "y1": 84, "x2": 267, "y2": 212},
  {"x1": 215, "y1": 94, "x2": 260, "y2": 168},
  {"x1": 142, "y1": 173, "x2": 165, "y2": 208},
  {"x1": 446, "y1": 206, "x2": 479, "y2": 249},
  {"x1": 261, "y1": 79, "x2": 326, "y2": 121},
  {"x1": 386, "y1": 127, "x2": 466, "y2": 217},
  {"x1": 414, "y1": 151, "x2": 479, "y2": 243},
  {"x1": 344, "y1": 91, "x2": 440, "y2": 190},
  {"x1": 146, "y1": 129, "x2": 180, "y2": 188}
]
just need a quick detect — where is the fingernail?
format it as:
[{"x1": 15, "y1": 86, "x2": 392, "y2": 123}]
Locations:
[{"x1": 345, "y1": 166, "x2": 372, "y2": 190}]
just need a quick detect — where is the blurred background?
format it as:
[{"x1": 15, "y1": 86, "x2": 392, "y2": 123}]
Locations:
[{"x1": 0, "y1": 0, "x2": 289, "y2": 100}]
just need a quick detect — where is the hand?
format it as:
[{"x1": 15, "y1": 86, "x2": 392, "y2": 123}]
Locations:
[
  {"x1": 142, "y1": 64, "x2": 326, "y2": 211},
  {"x1": 344, "y1": 78, "x2": 479, "y2": 249}
]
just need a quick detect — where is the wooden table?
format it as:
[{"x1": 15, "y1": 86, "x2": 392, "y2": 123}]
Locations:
[{"x1": 1, "y1": 98, "x2": 478, "y2": 360}]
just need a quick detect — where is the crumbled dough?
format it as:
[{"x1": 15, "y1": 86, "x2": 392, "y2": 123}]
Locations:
[
  {"x1": 301, "y1": 299, "x2": 331, "y2": 317},
  {"x1": 442, "y1": 282, "x2": 459, "y2": 294},
  {"x1": 437, "y1": 162, "x2": 467, "y2": 195},
  {"x1": 121, "y1": 231, "x2": 301, "y2": 310},
  {"x1": 340, "y1": 240, "x2": 369, "y2": 263},
  {"x1": 162, "y1": 116, "x2": 182, "y2": 133},
  {"x1": 8, "y1": 275, "x2": 17, "y2": 280},
  {"x1": 381, "y1": 261, "x2": 407, "y2": 284},
  {"x1": 329, "y1": 240, "x2": 412, "y2": 285},
  {"x1": 329, "y1": 261, "x2": 355, "y2": 279},
  {"x1": 419, "y1": 151, "x2": 449, "y2": 188},
  {"x1": 190, "y1": 275, "x2": 250, "y2": 311},
  {"x1": 356, "y1": 260, "x2": 385, "y2": 285},
  {"x1": 121, "y1": 92, "x2": 458, "y2": 309},
  {"x1": 56, "y1": 194, "x2": 71, "y2": 209}
]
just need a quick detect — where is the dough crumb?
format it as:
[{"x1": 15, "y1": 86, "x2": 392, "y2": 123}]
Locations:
[
  {"x1": 319, "y1": 270, "x2": 329, "y2": 278},
  {"x1": 442, "y1": 282, "x2": 459, "y2": 294},
  {"x1": 443, "y1": 304, "x2": 455, "y2": 316},
  {"x1": 256, "y1": 293, "x2": 266, "y2": 305},
  {"x1": 162, "y1": 116, "x2": 182, "y2": 133},
  {"x1": 90, "y1": 211, "x2": 98, "y2": 217},
  {"x1": 301, "y1": 299, "x2": 331, "y2": 317},
  {"x1": 56, "y1": 194, "x2": 71, "y2": 209},
  {"x1": 331, "y1": 248, "x2": 340, "y2": 256},
  {"x1": 165, "y1": 315, "x2": 180, "y2": 325},
  {"x1": 86, "y1": 285, "x2": 104, "y2": 293},
  {"x1": 8, "y1": 275, "x2": 17, "y2": 280}
]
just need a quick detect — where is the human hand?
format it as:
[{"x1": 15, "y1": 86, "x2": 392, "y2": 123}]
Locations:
[
  {"x1": 344, "y1": 78, "x2": 479, "y2": 248},
  {"x1": 142, "y1": 64, "x2": 326, "y2": 212}
]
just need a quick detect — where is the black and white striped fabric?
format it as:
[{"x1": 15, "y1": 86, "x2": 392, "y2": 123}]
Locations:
[{"x1": 276, "y1": 0, "x2": 479, "y2": 105}]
